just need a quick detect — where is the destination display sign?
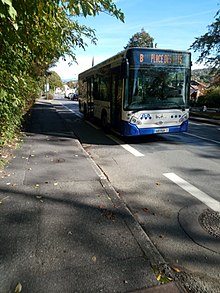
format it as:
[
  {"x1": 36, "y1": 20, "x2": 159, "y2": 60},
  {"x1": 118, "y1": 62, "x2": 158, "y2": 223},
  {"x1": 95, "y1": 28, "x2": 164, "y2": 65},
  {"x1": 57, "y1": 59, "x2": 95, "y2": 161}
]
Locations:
[
  {"x1": 141, "y1": 53, "x2": 183, "y2": 65},
  {"x1": 129, "y1": 50, "x2": 190, "y2": 67}
]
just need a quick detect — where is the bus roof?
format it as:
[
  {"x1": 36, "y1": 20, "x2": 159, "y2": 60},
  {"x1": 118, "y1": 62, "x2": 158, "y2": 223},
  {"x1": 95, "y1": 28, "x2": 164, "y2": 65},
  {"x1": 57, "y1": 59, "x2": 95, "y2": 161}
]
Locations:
[{"x1": 78, "y1": 47, "x2": 191, "y2": 78}]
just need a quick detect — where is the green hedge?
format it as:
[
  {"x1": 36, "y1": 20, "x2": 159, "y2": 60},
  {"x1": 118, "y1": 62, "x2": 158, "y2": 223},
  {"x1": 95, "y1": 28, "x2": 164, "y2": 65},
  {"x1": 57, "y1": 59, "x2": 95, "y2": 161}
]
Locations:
[
  {"x1": 0, "y1": 71, "x2": 40, "y2": 145},
  {"x1": 195, "y1": 87, "x2": 220, "y2": 108}
]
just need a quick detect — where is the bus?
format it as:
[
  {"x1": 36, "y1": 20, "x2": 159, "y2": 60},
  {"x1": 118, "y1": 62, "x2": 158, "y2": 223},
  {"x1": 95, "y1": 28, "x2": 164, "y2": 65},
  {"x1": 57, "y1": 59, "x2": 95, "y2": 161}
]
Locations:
[{"x1": 78, "y1": 47, "x2": 191, "y2": 136}]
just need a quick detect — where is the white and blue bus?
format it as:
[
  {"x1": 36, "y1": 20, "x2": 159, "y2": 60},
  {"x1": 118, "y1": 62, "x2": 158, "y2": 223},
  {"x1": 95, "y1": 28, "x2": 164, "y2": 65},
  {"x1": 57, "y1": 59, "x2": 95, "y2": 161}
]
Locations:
[{"x1": 78, "y1": 47, "x2": 191, "y2": 136}]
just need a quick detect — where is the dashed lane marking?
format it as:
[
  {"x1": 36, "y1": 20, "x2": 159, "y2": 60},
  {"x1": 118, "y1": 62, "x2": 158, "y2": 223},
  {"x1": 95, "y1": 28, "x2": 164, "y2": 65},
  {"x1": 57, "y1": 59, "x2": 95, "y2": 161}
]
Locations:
[
  {"x1": 163, "y1": 173, "x2": 220, "y2": 213},
  {"x1": 107, "y1": 135, "x2": 144, "y2": 157},
  {"x1": 86, "y1": 121, "x2": 101, "y2": 130}
]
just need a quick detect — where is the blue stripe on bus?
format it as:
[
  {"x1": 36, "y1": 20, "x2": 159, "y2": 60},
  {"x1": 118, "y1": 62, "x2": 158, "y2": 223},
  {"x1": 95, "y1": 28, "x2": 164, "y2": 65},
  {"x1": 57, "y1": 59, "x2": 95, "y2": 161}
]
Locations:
[{"x1": 121, "y1": 120, "x2": 188, "y2": 136}]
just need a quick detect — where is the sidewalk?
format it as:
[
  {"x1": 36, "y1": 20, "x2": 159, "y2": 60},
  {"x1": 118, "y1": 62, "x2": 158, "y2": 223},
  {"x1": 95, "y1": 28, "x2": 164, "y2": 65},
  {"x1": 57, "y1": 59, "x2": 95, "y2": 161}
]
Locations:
[{"x1": 0, "y1": 100, "x2": 184, "y2": 293}]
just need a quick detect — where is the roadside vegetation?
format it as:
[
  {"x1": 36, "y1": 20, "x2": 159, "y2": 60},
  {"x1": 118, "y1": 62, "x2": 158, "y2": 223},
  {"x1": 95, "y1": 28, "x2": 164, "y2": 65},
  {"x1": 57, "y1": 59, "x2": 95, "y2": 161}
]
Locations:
[
  {"x1": 196, "y1": 86, "x2": 220, "y2": 109},
  {"x1": 191, "y1": 69, "x2": 220, "y2": 109},
  {"x1": 0, "y1": 0, "x2": 124, "y2": 148},
  {"x1": 190, "y1": 8, "x2": 220, "y2": 109}
]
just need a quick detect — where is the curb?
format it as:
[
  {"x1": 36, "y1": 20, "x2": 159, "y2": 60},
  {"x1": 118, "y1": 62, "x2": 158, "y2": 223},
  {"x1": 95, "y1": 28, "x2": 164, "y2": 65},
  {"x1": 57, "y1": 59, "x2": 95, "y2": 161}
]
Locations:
[
  {"x1": 52, "y1": 100, "x2": 166, "y2": 267},
  {"x1": 78, "y1": 135, "x2": 187, "y2": 292},
  {"x1": 52, "y1": 100, "x2": 186, "y2": 292}
]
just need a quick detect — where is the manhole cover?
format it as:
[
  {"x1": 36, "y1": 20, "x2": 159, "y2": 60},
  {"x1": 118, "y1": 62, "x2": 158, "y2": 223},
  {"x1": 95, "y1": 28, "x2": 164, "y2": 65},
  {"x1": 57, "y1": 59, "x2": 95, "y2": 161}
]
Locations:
[{"x1": 199, "y1": 209, "x2": 220, "y2": 238}]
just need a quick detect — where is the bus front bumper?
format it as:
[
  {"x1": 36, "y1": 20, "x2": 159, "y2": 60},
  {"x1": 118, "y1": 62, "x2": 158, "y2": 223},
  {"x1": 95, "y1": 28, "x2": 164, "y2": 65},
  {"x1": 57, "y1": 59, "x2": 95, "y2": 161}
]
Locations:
[{"x1": 121, "y1": 121, "x2": 188, "y2": 136}]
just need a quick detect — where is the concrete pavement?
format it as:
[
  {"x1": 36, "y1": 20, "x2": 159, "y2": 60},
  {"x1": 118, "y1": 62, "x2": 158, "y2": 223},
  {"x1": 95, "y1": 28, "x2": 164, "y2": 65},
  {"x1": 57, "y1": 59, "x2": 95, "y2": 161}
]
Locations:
[{"x1": 0, "y1": 99, "x2": 185, "y2": 292}]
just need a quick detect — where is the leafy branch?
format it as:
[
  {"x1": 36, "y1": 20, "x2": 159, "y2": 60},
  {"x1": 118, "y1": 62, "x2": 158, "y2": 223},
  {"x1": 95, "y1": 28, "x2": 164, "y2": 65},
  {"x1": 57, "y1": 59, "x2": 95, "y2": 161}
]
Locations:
[{"x1": 190, "y1": 9, "x2": 220, "y2": 75}]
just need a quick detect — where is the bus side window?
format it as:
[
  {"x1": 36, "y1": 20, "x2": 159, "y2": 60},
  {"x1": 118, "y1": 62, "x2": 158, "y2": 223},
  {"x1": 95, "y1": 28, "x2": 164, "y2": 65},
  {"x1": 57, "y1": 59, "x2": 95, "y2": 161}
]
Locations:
[
  {"x1": 93, "y1": 78, "x2": 99, "y2": 100},
  {"x1": 99, "y1": 76, "x2": 110, "y2": 101},
  {"x1": 81, "y1": 80, "x2": 87, "y2": 100}
]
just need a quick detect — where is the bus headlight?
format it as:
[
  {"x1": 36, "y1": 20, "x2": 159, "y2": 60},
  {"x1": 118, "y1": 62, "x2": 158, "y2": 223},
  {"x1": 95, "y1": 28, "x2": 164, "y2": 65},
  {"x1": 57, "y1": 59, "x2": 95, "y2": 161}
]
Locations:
[
  {"x1": 130, "y1": 116, "x2": 142, "y2": 125},
  {"x1": 179, "y1": 113, "x2": 188, "y2": 123}
]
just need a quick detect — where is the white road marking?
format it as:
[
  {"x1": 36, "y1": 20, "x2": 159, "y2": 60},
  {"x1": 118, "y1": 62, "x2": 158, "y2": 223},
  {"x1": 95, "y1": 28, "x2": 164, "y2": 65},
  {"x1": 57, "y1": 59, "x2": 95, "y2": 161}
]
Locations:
[
  {"x1": 75, "y1": 112, "x2": 83, "y2": 118},
  {"x1": 62, "y1": 104, "x2": 87, "y2": 118},
  {"x1": 86, "y1": 121, "x2": 101, "y2": 130},
  {"x1": 189, "y1": 122, "x2": 202, "y2": 126},
  {"x1": 121, "y1": 144, "x2": 145, "y2": 157},
  {"x1": 63, "y1": 108, "x2": 144, "y2": 156},
  {"x1": 185, "y1": 132, "x2": 220, "y2": 145},
  {"x1": 107, "y1": 135, "x2": 144, "y2": 157},
  {"x1": 58, "y1": 103, "x2": 145, "y2": 157},
  {"x1": 189, "y1": 121, "x2": 217, "y2": 127},
  {"x1": 163, "y1": 173, "x2": 220, "y2": 213}
]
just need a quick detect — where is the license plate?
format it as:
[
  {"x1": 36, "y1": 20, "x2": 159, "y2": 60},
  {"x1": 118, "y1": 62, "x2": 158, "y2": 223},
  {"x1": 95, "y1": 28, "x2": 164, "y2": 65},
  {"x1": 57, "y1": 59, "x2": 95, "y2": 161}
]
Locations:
[{"x1": 154, "y1": 128, "x2": 169, "y2": 133}]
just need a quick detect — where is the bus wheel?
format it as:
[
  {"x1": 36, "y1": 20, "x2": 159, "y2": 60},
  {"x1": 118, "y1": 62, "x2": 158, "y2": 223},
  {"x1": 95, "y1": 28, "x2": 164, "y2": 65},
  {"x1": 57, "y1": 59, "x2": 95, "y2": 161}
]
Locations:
[{"x1": 101, "y1": 112, "x2": 109, "y2": 132}]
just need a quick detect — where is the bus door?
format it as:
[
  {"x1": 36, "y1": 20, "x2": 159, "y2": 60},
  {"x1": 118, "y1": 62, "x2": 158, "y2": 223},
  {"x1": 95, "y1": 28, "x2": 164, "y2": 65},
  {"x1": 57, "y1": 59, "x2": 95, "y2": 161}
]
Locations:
[
  {"x1": 111, "y1": 73, "x2": 122, "y2": 131},
  {"x1": 87, "y1": 77, "x2": 94, "y2": 117}
]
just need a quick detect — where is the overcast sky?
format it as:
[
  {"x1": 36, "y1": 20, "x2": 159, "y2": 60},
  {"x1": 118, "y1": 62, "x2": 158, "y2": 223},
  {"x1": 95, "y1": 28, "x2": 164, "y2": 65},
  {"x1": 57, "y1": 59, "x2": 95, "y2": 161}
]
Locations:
[{"x1": 52, "y1": 0, "x2": 219, "y2": 80}]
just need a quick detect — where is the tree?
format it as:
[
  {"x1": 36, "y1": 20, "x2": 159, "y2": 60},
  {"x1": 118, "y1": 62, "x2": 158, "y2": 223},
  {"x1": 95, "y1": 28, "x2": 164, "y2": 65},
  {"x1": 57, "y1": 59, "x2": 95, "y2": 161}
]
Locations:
[
  {"x1": 47, "y1": 71, "x2": 64, "y2": 92},
  {"x1": 190, "y1": 9, "x2": 220, "y2": 75},
  {"x1": 0, "y1": 0, "x2": 124, "y2": 145},
  {"x1": 0, "y1": 0, "x2": 124, "y2": 76},
  {"x1": 0, "y1": 0, "x2": 124, "y2": 77},
  {"x1": 124, "y1": 28, "x2": 154, "y2": 49}
]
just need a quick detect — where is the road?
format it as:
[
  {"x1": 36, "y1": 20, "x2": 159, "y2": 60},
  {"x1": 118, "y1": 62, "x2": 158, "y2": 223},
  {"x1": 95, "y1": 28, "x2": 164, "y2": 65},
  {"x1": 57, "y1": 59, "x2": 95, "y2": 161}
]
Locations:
[{"x1": 55, "y1": 97, "x2": 220, "y2": 292}]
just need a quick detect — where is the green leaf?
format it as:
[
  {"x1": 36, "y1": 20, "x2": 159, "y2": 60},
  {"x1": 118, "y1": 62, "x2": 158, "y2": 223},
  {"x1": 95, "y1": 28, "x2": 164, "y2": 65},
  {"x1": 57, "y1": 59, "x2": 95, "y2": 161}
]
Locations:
[{"x1": 2, "y1": 0, "x2": 17, "y2": 19}]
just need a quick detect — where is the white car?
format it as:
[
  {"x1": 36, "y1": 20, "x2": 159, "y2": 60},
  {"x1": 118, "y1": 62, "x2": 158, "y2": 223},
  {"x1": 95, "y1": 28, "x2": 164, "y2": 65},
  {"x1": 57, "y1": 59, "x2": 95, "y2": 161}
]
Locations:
[
  {"x1": 65, "y1": 89, "x2": 78, "y2": 100},
  {"x1": 64, "y1": 89, "x2": 73, "y2": 99}
]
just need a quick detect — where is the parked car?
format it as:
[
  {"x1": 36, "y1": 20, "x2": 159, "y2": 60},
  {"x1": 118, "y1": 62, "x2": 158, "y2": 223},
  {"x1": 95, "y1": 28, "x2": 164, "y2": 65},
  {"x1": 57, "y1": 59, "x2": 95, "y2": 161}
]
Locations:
[
  {"x1": 69, "y1": 92, "x2": 78, "y2": 100},
  {"x1": 64, "y1": 89, "x2": 71, "y2": 99},
  {"x1": 64, "y1": 89, "x2": 78, "y2": 100}
]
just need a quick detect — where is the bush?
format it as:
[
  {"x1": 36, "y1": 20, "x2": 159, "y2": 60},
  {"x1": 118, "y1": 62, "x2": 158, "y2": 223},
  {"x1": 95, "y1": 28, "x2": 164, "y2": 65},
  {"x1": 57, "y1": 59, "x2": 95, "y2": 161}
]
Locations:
[
  {"x1": 196, "y1": 95, "x2": 207, "y2": 107},
  {"x1": 0, "y1": 71, "x2": 40, "y2": 146},
  {"x1": 205, "y1": 87, "x2": 220, "y2": 108},
  {"x1": 196, "y1": 87, "x2": 220, "y2": 108}
]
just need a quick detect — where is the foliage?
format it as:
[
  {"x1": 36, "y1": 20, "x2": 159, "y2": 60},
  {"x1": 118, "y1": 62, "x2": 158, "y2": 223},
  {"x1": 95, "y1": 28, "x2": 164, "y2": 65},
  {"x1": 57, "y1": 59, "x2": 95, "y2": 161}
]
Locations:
[
  {"x1": 48, "y1": 71, "x2": 64, "y2": 92},
  {"x1": 124, "y1": 28, "x2": 154, "y2": 49},
  {"x1": 190, "y1": 9, "x2": 220, "y2": 75},
  {"x1": 193, "y1": 86, "x2": 220, "y2": 108},
  {"x1": 0, "y1": 0, "x2": 17, "y2": 28},
  {"x1": 0, "y1": 0, "x2": 124, "y2": 145},
  {"x1": 0, "y1": 70, "x2": 40, "y2": 145},
  {"x1": 66, "y1": 80, "x2": 77, "y2": 88},
  {"x1": 212, "y1": 74, "x2": 220, "y2": 86},
  {"x1": 191, "y1": 68, "x2": 220, "y2": 109},
  {"x1": 204, "y1": 87, "x2": 220, "y2": 107},
  {"x1": 191, "y1": 68, "x2": 213, "y2": 85}
]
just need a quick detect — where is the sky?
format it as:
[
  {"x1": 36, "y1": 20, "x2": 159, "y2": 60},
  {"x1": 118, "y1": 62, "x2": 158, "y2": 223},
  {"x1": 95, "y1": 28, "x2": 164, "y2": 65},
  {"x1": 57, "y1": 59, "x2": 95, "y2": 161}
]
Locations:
[{"x1": 51, "y1": 0, "x2": 219, "y2": 81}]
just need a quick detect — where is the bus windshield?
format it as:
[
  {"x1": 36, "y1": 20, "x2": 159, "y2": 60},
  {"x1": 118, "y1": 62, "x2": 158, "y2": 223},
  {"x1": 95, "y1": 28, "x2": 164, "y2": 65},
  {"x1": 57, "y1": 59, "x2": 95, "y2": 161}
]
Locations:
[{"x1": 125, "y1": 66, "x2": 190, "y2": 110}]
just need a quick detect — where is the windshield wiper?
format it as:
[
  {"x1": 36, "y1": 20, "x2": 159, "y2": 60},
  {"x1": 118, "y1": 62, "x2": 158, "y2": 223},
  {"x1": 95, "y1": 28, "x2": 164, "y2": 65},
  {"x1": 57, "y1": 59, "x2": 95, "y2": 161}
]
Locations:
[{"x1": 168, "y1": 101, "x2": 186, "y2": 111}]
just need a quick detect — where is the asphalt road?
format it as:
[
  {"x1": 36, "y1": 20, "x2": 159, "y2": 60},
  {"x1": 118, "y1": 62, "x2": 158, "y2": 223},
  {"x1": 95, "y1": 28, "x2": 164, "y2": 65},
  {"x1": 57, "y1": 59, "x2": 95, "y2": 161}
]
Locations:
[{"x1": 55, "y1": 96, "x2": 220, "y2": 292}]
